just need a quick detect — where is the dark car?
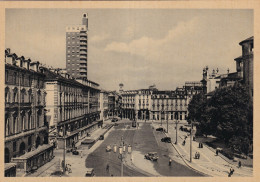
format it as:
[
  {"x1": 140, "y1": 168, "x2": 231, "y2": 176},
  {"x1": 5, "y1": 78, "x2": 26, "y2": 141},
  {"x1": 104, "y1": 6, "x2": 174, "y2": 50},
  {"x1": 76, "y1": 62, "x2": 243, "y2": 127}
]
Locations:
[
  {"x1": 85, "y1": 168, "x2": 95, "y2": 177},
  {"x1": 99, "y1": 135, "x2": 104, "y2": 140},
  {"x1": 111, "y1": 118, "x2": 118, "y2": 122},
  {"x1": 156, "y1": 127, "x2": 165, "y2": 132},
  {"x1": 72, "y1": 149, "x2": 79, "y2": 155},
  {"x1": 144, "y1": 152, "x2": 159, "y2": 161},
  {"x1": 161, "y1": 137, "x2": 171, "y2": 143}
]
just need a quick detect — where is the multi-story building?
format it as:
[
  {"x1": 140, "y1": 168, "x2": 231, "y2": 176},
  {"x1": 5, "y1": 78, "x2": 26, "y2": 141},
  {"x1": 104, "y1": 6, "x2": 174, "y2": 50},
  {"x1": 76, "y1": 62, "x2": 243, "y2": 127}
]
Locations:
[
  {"x1": 42, "y1": 68, "x2": 101, "y2": 149},
  {"x1": 66, "y1": 14, "x2": 88, "y2": 79},
  {"x1": 108, "y1": 91, "x2": 121, "y2": 118},
  {"x1": 99, "y1": 90, "x2": 109, "y2": 121},
  {"x1": 239, "y1": 36, "x2": 253, "y2": 97},
  {"x1": 121, "y1": 90, "x2": 137, "y2": 120},
  {"x1": 136, "y1": 89, "x2": 153, "y2": 120},
  {"x1": 4, "y1": 49, "x2": 54, "y2": 174},
  {"x1": 120, "y1": 84, "x2": 202, "y2": 122}
]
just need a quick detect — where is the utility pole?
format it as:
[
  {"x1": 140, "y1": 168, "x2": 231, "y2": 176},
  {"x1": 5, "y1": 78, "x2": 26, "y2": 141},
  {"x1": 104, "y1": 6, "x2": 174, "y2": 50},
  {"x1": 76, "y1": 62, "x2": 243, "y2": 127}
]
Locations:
[
  {"x1": 63, "y1": 125, "x2": 66, "y2": 174},
  {"x1": 166, "y1": 111, "x2": 168, "y2": 133},
  {"x1": 190, "y1": 121, "x2": 193, "y2": 163},
  {"x1": 175, "y1": 120, "x2": 179, "y2": 144}
]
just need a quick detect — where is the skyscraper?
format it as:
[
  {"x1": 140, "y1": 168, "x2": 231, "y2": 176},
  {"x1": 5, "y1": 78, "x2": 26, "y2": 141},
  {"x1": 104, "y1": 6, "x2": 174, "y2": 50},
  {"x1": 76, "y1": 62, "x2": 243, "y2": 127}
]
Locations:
[{"x1": 66, "y1": 14, "x2": 88, "y2": 79}]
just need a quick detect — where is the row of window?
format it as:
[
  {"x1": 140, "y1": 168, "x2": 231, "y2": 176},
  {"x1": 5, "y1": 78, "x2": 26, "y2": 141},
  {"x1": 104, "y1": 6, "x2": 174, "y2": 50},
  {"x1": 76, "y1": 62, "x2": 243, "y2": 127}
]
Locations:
[{"x1": 5, "y1": 71, "x2": 43, "y2": 88}]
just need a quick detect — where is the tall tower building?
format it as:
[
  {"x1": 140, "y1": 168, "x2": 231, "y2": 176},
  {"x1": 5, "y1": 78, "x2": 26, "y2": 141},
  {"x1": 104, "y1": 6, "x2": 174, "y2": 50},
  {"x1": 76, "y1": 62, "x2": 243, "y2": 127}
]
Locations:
[{"x1": 66, "y1": 14, "x2": 88, "y2": 79}]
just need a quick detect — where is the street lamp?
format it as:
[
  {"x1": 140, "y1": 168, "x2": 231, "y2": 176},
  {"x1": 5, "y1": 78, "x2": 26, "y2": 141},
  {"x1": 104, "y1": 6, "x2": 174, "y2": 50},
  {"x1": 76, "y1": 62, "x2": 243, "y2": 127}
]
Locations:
[
  {"x1": 174, "y1": 120, "x2": 180, "y2": 144},
  {"x1": 114, "y1": 137, "x2": 132, "y2": 176}
]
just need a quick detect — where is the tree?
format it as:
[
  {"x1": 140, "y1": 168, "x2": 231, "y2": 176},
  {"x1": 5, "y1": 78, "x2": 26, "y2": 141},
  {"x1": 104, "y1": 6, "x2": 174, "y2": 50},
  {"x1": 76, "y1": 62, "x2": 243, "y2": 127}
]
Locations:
[
  {"x1": 208, "y1": 83, "x2": 253, "y2": 153},
  {"x1": 187, "y1": 92, "x2": 213, "y2": 136}
]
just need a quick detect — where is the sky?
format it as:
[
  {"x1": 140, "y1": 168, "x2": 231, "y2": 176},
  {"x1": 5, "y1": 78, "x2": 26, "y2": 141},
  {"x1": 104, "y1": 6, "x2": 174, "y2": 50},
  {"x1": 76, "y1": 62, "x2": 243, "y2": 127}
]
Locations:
[{"x1": 5, "y1": 9, "x2": 253, "y2": 91}]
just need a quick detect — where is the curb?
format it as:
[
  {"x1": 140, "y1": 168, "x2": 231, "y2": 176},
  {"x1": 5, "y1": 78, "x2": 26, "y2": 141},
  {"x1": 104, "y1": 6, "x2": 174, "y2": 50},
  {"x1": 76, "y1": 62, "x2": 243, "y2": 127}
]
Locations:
[{"x1": 163, "y1": 132, "x2": 210, "y2": 177}]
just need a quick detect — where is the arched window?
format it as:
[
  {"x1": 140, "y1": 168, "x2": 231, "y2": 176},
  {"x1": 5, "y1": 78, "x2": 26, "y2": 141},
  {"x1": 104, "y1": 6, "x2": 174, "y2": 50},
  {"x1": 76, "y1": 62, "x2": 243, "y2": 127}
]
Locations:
[
  {"x1": 21, "y1": 89, "x2": 26, "y2": 103},
  {"x1": 5, "y1": 116, "x2": 10, "y2": 136},
  {"x1": 28, "y1": 111, "x2": 32, "y2": 130},
  {"x1": 13, "y1": 87, "x2": 18, "y2": 102},
  {"x1": 5, "y1": 87, "x2": 10, "y2": 103},
  {"x1": 37, "y1": 90, "x2": 41, "y2": 105},
  {"x1": 13, "y1": 113, "x2": 18, "y2": 134},
  {"x1": 28, "y1": 89, "x2": 32, "y2": 103}
]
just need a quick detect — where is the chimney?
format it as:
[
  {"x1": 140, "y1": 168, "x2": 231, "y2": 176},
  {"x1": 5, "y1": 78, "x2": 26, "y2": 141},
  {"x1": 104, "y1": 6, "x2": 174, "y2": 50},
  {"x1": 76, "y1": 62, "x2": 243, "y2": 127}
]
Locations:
[{"x1": 30, "y1": 62, "x2": 40, "y2": 72}]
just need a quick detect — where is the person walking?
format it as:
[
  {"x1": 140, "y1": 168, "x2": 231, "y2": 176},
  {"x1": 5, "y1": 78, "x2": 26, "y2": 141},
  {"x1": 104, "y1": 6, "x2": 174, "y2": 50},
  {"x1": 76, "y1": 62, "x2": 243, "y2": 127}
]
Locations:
[
  {"x1": 238, "y1": 161, "x2": 241, "y2": 168},
  {"x1": 106, "y1": 164, "x2": 110, "y2": 173},
  {"x1": 169, "y1": 158, "x2": 172, "y2": 166},
  {"x1": 216, "y1": 149, "x2": 219, "y2": 156}
]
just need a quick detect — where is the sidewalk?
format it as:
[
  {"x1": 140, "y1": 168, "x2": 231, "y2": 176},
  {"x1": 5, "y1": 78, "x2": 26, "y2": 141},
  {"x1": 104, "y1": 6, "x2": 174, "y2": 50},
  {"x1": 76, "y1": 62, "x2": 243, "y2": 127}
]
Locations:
[
  {"x1": 152, "y1": 123, "x2": 253, "y2": 177},
  {"x1": 26, "y1": 121, "x2": 114, "y2": 177}
]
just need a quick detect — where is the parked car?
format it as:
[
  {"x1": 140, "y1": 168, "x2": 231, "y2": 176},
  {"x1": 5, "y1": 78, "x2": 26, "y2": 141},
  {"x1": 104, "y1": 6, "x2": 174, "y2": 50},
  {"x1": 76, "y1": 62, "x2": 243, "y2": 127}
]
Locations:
[
  {"x1": 99, "y1": 135, "x2": 104, "y2": 140},
  {"x1": 85, "y1": 168, "x2": 95, "y2": 177},
  {"x1": 72, "y1": 149, "x2": 79, "y2": 155},
  {"x1": 106, "y1": 145, "x2": 112, "y2": 152},
  {"x1": 156, "y1": 127, "x2": 165, "y2": 132},
  {"x1": 111, "y1": 118, "x2": 118, "y2": 122},
  {"x1": 161, "y1": 137, "x2": 171, "y2": 143},
  {"x1": 144, "y1": 152, "x2": 159, "y2": 161}
]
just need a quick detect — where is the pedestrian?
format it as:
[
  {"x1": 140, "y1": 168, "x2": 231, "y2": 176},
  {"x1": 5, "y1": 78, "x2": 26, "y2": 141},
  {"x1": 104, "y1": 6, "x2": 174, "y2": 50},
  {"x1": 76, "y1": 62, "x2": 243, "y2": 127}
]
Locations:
[
  {"x1": 198, "y1": 152, "x2": 200, "y2": 159},
  {"x1": 238, "y1": 161, "x2": 241, "y2": 168},
  {"x1": 169, "y1": 159, "x2": 172, "y2": 166},
  {"x1": 182, "y1": 140, "x2": 186, "y2": 146},
  {"x1": 195, "y1": 152, "x2": 198, "y2": 159},
  {"x1": 201, "y1": 143, "x2": 203, "y2": 148},
  {"x1": 216, "y1": 149, "x2": 219, "y2": 156},
  {"x1": 106, "y1": 164, "x2": 110, "y2": 173},
  {"x1": 229, "y1": 167, "x2": 234, "y2": 176}
]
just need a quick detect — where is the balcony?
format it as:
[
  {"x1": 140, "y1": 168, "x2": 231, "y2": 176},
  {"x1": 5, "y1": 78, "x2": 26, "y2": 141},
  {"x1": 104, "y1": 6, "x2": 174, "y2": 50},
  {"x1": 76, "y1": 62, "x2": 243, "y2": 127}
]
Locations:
[
  {"x1": 80, "y1": 51, "x2": 87, "y2": 55},
  {"x1": 80, "y1": 33, "x2": 87, "y2": 37},
  {"x1": 80, "y1": 55, "x2": 87, "y2": 59},
  {"x1": 5, "y1": 102, "x2": 32, "y2": 108},
  {"x1": 80, "y1": 42, "x2": 87, "y2": 46}
]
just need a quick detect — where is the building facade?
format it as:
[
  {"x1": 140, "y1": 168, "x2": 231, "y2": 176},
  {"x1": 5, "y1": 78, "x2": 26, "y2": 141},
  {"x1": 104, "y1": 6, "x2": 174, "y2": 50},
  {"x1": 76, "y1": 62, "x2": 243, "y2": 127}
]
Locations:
[
  {"x1": 43, "y1": 68, "x2": 101, "y2": 149},
  {"x1": 5, "y1": 49, "x2": 53, "y2": 174},
  {"x1": 120, "y1": 83, "x2": 202, "y2": 122},
  {"x1": 239, "y1": 36, "x2": 253, "y2": 97},
  {"x1": 100, "y1": 90, "x2": 109, "y2": 121},
  {"x1": 66, "y1": 14, "x2": 88, "y2": 79}
]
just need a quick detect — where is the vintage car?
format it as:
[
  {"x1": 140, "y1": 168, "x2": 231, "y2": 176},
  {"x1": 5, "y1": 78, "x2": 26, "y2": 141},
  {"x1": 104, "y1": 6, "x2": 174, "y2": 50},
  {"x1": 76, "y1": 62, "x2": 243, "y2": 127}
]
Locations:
[
  {"x1": 85, "y1": 168, "x2": 95, "y2": 177},
  {"x1": 161, "y1": 137, "x2": 171, "y2": 143},
  {"x1": 111, "y1": 118, "x2": 118, "y2": 122},
  {"x1": 144, "y1": 152, "x2": 159, "y2": 161},
  {"x1": 156, "y1": 127, "x2": 165, "y2": 132}
]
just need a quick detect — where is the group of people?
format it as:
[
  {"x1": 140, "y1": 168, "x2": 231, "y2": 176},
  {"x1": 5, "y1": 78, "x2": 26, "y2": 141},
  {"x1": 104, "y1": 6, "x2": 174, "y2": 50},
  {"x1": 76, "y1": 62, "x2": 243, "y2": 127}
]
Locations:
[
  {"x1": 195, "y1": 152, "x2": 200, "y2": 159},
  {"x1": 228, "y1": 167, "x2": 235, "y2": 177}
]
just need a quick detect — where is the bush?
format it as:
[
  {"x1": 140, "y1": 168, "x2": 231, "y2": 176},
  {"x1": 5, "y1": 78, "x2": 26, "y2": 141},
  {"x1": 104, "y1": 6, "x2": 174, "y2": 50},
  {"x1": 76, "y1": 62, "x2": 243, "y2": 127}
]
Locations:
[{"x1": 220, "y1": 149, "x2": 234, "y2": 160}]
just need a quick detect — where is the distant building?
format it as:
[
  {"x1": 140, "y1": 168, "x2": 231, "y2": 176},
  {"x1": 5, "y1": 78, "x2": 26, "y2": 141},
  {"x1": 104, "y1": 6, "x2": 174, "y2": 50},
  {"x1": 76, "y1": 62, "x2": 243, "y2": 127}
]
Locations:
[
  {"x1": 120, "y1": 83, "x2": 202, "y2": 121},
  {"x1": 108, "y1": 91, "x2": 121, "y2": 118},
  {"x1": 100, "y1": 90, "x2": 109, "y2": 121},
  {"x1": 4, "y1": 49, "x2": 53, "y2": 174},
  {"x1": 66, "y1": 14, "x2": 88, "y2": 79}
]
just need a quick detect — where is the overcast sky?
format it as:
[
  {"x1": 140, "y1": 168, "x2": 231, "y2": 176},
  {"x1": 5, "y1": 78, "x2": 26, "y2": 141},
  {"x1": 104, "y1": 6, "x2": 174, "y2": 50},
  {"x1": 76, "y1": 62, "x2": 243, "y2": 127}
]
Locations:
[{"x1": 6, "y1": 9, "x2": 253, "y2": 91}]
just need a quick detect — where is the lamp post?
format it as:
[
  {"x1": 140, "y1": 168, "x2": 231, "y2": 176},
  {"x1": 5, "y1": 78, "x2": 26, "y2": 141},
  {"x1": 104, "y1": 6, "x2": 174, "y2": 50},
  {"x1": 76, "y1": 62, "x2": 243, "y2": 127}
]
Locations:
[
  {"x1": 190, "y1": 121, "x2": 193, "y2": 163},
  {"x1": 114, "y1": 136, "x2": 132, "y2": 176},
  {"x1": 166, "y1": 111, "x2": 168, "y2": 133},
  {"x1": 174, "y1": 120, "x2": 180, "y2": 144}
]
